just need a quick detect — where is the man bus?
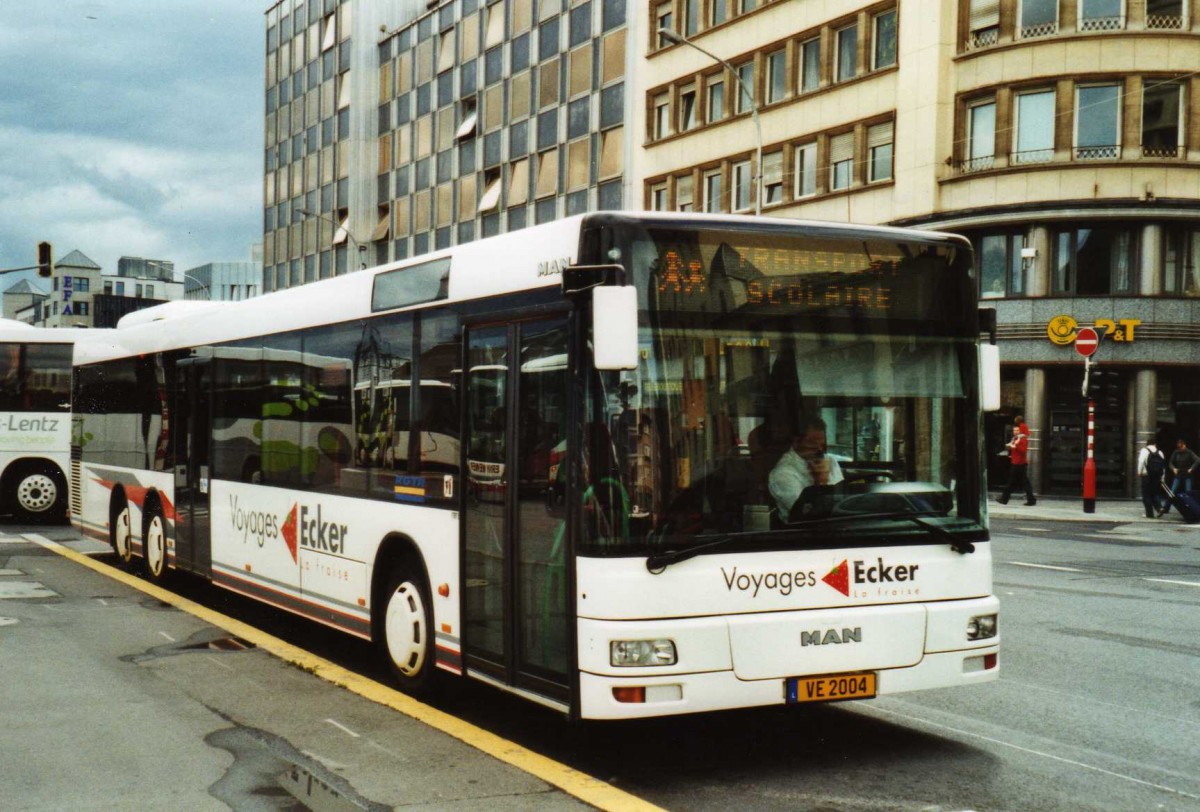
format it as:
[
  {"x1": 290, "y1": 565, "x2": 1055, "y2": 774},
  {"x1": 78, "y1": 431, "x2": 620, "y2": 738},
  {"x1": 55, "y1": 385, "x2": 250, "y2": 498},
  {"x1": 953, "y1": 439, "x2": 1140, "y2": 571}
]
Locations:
[{"x1": 72, "y1": 213, "x2": 1000, "y2": 720}]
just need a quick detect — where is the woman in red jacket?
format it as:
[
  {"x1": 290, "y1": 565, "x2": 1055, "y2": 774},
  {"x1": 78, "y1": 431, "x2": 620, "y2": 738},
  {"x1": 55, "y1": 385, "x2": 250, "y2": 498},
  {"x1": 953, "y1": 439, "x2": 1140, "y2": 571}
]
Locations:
[{"x1": 998, "y1": 415, "x2": 1036, "y2": 506}]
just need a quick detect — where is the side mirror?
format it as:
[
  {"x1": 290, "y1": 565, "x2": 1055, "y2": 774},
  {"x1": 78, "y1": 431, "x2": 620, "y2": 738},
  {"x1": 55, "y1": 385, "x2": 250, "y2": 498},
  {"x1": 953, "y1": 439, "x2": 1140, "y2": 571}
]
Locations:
[
  {"x1": 980, "y1": 343, "x2": 1001, "y2": 412},
  {"x1": 593, "y1": 285, "x2": 638, "y2": 370}
]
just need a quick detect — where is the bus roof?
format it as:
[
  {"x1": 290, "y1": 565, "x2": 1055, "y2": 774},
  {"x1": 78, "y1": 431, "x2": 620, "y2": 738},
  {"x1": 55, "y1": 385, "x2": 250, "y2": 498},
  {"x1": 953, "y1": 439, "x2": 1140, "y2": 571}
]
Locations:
[{"x1": 74, "y1": 212, "x2": 967, "y2": 366}]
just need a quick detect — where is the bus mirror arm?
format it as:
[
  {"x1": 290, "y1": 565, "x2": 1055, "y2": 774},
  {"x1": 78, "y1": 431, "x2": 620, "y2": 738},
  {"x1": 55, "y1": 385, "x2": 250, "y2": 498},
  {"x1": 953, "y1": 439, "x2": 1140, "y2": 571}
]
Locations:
[{"x1": 562, "y1": 264, "x2": 626, "y2": 296}]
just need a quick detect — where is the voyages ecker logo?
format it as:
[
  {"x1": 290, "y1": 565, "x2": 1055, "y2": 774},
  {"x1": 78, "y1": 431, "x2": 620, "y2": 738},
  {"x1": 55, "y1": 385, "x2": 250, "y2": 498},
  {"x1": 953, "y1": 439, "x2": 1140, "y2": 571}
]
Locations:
[{"x1": 822, "y1": 558, "x2": 921, "y2": 598}]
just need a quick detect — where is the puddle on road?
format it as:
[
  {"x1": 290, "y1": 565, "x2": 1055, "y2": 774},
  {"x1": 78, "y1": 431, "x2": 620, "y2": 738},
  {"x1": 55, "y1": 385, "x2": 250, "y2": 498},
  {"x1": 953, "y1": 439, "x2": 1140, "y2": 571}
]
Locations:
[
  {"x1": 120, "y1": 628, "x2": 257, "y2": 664},
  {"x1": 206, "y1": 723, "x2": 388, "y2": 812}
]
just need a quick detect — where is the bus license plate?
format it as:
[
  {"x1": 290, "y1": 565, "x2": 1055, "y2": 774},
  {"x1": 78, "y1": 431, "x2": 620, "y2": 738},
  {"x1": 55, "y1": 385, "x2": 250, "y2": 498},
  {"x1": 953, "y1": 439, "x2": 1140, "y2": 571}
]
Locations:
[{"x1": 786, "y1": 672, "x2": 877, "y2": 704}]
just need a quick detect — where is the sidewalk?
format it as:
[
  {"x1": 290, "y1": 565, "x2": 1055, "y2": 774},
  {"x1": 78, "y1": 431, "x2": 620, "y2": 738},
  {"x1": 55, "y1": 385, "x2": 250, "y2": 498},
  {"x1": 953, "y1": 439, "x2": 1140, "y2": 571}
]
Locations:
[{"x1": 989, "y1": 493, "x2": 1200, "y2": 526}]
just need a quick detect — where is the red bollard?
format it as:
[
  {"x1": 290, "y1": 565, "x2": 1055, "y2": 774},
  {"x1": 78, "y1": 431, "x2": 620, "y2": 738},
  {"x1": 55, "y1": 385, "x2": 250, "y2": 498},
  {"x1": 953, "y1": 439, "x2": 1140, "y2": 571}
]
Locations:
[{"x1": 1082, "y1": 399, "x2": 1096, "y2": 513}]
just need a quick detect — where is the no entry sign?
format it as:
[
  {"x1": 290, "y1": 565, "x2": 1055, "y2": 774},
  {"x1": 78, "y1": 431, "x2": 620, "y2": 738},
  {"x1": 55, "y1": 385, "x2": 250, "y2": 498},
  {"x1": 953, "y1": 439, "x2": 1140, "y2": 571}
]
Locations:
[{"x1": 1075, "y1": 326, "x2": 1099, "y2": 357}]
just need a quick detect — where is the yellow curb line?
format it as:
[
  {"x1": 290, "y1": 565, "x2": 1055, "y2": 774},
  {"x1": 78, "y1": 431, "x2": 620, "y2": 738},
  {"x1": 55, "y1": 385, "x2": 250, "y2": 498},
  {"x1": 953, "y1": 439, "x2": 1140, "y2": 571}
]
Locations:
[{"x1": 29, "y1": 535, "x2": 665, "y2": 812}]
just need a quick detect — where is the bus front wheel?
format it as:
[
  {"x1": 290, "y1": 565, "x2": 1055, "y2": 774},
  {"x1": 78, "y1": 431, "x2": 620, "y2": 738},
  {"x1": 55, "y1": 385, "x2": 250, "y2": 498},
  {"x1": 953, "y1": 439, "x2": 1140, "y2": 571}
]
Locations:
[{"x1": 379, "y1": 566, "x2": 436, "y2": 695}]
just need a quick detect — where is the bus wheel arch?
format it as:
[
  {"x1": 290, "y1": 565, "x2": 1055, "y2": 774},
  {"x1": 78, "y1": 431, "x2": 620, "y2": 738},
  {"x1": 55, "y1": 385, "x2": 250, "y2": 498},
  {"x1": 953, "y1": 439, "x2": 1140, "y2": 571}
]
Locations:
[
  {"x1": 109, "y1": 488, "x2": 134, "y2": 565},
  {"x1": 4, "y1": 459, "x2": 67, "y2": 523},
  {"x1": 141, "y1": 492, "x2": 169, "y2": 582},
  {"x1": 372, "y1": 535, "x2": 437, "y2": 695}
]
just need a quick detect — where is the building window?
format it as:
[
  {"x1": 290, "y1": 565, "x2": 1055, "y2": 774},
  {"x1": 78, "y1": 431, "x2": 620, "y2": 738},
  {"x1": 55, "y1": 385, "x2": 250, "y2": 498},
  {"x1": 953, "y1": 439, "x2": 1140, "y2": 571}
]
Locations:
[
  {"x1": 835, "y1": 24, "x2": 858, "y2": 82},
  {"x1": 1054, "y1": 226, "x2": 1137, "y2": 295},
  {"x1": 794, "y1": 141, "x2": 816, "y2": 197},
  {"x1": 965, "y1": 98, "x2": 997, "y2": 172},
  {"x1": 766, "y1": 49, "x2": 787, "y2": 104},
  {"x1": 1163, "y1": 226, "x2": 1200, "y2": 294},
  {"x1": 868, "y1": 121, "x2": 894, "y2": 181},
  {"x1": 829, "y1": 132, "x2": 854, "y2": 190},
  {"x1": 732, "y1": 160, "x2": 752, "y2": 211},
  {"x1": 650, "y1": 182, "x2": 668, "y2": 210},
  {"x1": 735, "y1": 62, "x2": 754, "y2": 114},
  {"x1": 653, "y1": 92, "x2": 671, "y2": 139},
  {"x1": 1075, "y1": 83, "x2": 1121, "y2": 160},
  {"x1": 679, "y1": 85, "x2": 698, "y2": 131},
  {"x1": 677, "y1": 174, "x2": 694, "y2": 211},
  {"x1": 706, "y1": 78, "x2": 725, "y2": 123},
  {"x1": 685, "y1": 0, "x2": 700, "y2": 36},
  {"x1": 762, "y1": 150, "x2": 783, "y2": 205},
  {"x1": 1146, "y1": 0, "x2": 1184, "y2": 29},
  {"x1": 1019, "y1": 0, "x2": 1058, "y2": 37},
  {"x1": 1013, "y1": 89, "x2": 1055, "y2": 164},
  {"x1": 75, "y1": 277, "x2": 90, "y2": 292},
  {"x1": 711, "y1": 0, "x2": 727, "y2": 26},
  {"x1": 655, "y1": 1, "x2": 674, "y2": 46},
  {"x1": 872, "y1": 9, "x2": 897, "y2": 70},
  {"x1": 975, "y1": 233, "x2": 1026, "y2": 298},
  {"x1": 703, "y1": 169, "x2": 723, "y2": 212},
  {"x1": 1142, "y1": 80, "x2": 1182, "y2": 157},
  {"x1": 799, "y1": 38, "x2": 820, "y2": 93},
  {"x1": 76, "y1": 302, "x2": 89, "y2": 316},
  {"x1": 968, "y1": 0, "x2": 1000, "y2": 46},
  {"x1": 116, "y1": 281, "x2": 125, "y2": 295},
  {"x1": 1079, "y1": 0, "x2": 1124, "y2": 31}
]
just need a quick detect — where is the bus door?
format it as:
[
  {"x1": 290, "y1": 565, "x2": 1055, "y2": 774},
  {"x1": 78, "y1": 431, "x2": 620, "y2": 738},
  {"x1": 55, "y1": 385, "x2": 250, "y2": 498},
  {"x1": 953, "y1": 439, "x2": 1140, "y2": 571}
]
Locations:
[
  {"x1": 172, "y1": 352, "x2": 213, "y2": 575},
  {"x1": 463, "y1": 317, "x2": 571, "y2": 701}
]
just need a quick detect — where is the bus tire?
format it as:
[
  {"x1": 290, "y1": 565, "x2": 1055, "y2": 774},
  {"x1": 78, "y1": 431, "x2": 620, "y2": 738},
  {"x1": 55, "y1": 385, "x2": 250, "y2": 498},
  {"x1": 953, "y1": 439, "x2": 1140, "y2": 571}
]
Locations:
[
  {"x1": 142, "y1": 503, "x2": 169, "y2": 583},
  {"x1": 10, "y1": 464, "x2": 67, "y2": 524},
  {"x1": 110, "y1": 496, "x2": 133, "y2": 566},
  {"x1": 379, "y1": 564, "x2": 437, "y2": 695}
]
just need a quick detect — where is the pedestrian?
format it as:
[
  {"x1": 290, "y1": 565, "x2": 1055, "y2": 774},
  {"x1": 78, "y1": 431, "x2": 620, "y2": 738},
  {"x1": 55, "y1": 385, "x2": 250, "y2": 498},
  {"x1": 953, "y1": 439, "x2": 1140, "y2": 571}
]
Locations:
[
  {"x1": 997, "y1": 415, "x2": 1036, "y2": 506},
  {"x1": 1137, "y1": 437, "x2": 1167, "y2": 518},
  {"x1": 1164, "y1": 439, "x2": 1199, "y2": 513}
]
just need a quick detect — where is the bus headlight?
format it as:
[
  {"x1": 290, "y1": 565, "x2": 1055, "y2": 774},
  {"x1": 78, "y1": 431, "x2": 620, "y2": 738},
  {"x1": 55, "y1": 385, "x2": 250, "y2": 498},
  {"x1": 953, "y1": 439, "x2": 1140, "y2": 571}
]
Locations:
[
  {"x1": 967, "y1": 614, "x2": 998, "y2": 640},
  {"x1": 610, "y1": 639, "x2": 677, "y2": 667}
]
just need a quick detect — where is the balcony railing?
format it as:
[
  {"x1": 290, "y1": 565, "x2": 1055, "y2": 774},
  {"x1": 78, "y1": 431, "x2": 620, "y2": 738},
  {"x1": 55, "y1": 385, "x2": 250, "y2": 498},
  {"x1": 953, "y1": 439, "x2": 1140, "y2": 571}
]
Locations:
[
  {"x1": 967, "y1": 26, "x2": 999, "y2": 50},
  {"x1": 1146, "y1": 13, "x2": 1184, "y2": 29},
  {"x1": 1078, "y1": 14, "x2": 1125, "y2": 31},
  {"x1": 959, "y1": 155, "x2": 996, "y2": 174},
  {"x1": 1074, "y1": 144, "x2": 1119, "y2": 160},
  {"x1": 1018, "y1": 21, "x2": 1059, "y2": 38},
  {"x1": 1142, "y1": 144, "x2": 1182, "y2": 159},
  {"x1": 1011, "y1": 148, "x2": 1055, "y2": 165}
]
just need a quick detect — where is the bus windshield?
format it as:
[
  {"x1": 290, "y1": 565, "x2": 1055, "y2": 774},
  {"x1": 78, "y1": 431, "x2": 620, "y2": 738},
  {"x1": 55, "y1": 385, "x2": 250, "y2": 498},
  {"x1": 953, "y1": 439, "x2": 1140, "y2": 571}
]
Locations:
[{"x1": 580, "y1": 223, "x2": 984, "y2": 556}]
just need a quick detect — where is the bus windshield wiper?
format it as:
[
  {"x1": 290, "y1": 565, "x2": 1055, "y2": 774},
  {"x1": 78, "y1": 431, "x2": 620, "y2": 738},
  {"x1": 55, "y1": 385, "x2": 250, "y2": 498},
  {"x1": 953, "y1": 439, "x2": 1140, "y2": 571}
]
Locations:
[
  {"x1": 646, "y1": 532, "x2": 761, "y2": 574},
  {"x1": 787, "y1": 510, "x2": 975, "y2": 555}
]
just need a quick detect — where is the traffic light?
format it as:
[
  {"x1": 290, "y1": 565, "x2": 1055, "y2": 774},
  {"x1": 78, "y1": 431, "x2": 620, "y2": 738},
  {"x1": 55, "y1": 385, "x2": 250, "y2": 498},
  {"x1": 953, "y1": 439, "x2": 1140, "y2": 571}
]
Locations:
[{"x1": 36, "y1": 241, "x2": 53, "y2": 277}]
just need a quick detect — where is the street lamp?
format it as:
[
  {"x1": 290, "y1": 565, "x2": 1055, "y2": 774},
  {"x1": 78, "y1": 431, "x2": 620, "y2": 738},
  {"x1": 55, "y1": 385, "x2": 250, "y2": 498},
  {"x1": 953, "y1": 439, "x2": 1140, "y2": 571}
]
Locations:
[
  {"x1": 179, "y1": 273, "x2": 212, "y2": 301},
  {"x1": 658, "y1": 28, "x2": 763, "y2": 216},
  {"x1": 295, "y1": 208, "x2": 368, "y2": 270}
]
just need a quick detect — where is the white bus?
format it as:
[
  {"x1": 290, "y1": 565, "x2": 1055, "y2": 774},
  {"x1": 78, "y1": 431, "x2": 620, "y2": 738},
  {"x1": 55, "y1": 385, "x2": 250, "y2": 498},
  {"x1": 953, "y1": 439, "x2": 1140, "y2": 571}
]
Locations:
[
  {"x1": 0, "y1": 322, "x2": 107, "y2": 523},
  {"x1": 72, "y1": 213, "x2": 1000, "y2": 720}
]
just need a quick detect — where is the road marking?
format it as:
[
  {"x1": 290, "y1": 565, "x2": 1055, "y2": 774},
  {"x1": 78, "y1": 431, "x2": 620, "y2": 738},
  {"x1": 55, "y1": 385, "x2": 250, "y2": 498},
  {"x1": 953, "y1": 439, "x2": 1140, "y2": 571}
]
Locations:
[
  {"x1": 159, "y1": 631, "x2": 176, "y2": 642},
  {"x1": 863, "y1": 703, "x2": 1200, "y2": 802},
  {"x1": 1143, "y1": 578, "x2": 1200, "y2": 588},
  {"x1": 1008, "y1": 561, "x2": 1084, "y2": 573},
  {"x1": 24, "y1": 533, "x2": 666, "y2": 812},
  {"x1": 0, "y1": 582, "x2": 57, "y2": 599},
  {"x1": 1013, "y1": 527, "x2": 1053, "y2": 533},
  {"x1": 325, "y1": 718, "x2": 361, "y2": 738}
]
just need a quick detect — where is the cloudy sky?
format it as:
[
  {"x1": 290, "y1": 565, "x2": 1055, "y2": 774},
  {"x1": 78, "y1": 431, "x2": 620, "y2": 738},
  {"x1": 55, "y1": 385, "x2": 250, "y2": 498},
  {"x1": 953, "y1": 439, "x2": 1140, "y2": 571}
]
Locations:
[{"x1": 0, "y1": 2, "x2": 264, "y2": 289}]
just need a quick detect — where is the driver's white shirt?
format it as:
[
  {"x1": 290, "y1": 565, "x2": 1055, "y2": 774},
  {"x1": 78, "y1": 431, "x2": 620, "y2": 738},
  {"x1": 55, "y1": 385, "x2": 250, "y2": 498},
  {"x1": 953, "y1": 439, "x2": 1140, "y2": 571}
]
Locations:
[{"x1": 769, "y1": 449, "x2": 844, "y2": 516}]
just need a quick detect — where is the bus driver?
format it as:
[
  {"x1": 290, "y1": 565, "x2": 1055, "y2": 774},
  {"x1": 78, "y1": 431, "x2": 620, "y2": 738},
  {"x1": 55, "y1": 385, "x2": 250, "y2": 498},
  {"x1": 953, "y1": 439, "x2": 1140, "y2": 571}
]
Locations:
[{"x1": 769, "y1": 417, "x2": 844, "y2": 517}]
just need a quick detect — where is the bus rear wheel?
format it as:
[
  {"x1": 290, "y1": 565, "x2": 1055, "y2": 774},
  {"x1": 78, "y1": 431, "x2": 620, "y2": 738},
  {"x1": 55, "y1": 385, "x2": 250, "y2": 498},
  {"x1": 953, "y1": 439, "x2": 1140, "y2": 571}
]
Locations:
[
  {"x1": 379, "y1": 566, "x2": 436, "y2": 695},
  {"x1": 110, "y1": 499, "x2": 133, "y2": 565},
  {"x1": 143, "y1": 507, "x2": 169, "y2": 583},
  {"x1": 11, "y1": 466, "x2": 66, "y2": 523}
]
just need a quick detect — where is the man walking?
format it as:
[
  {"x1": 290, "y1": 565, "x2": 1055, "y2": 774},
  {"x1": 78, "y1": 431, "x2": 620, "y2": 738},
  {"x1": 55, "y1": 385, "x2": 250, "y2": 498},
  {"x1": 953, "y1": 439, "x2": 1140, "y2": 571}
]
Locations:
[
  {"x1": 998, "y1": 415, "x2": 1035, "y2": 506},
  {"x1": 1137, "y1": 437, "x2": 1167, "y2": 518},
  {"x1": 1160, "y1": 438, "x2": 1199, "y2": 515}
]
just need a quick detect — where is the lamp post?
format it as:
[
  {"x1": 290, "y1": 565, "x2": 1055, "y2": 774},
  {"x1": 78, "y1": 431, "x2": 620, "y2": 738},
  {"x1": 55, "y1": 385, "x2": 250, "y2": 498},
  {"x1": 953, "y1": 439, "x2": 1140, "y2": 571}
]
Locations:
[
  {"x1": 658, "y1": 28, "x2": 763, "y2": 216},
  {"x1": 296, "y1": 208, "x2": 368, "y2": 270},
  {"x1": 179, "y1": 273, "x2": 212, "y2": 301}
]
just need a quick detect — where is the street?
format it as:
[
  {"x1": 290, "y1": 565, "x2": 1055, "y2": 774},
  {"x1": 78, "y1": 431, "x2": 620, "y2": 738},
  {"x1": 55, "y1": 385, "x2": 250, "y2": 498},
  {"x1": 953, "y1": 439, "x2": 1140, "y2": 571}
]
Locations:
[{"x1": 1, "y1": 515, "x2": 1198, "y2": 811}]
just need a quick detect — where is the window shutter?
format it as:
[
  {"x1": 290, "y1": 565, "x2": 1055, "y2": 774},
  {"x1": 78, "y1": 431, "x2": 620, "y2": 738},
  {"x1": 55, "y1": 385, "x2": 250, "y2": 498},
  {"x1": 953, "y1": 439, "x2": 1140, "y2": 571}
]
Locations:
[
  {"x1": 970, "y1": 0, "x2": 1000, "y2": 30},
  {"x1": 830, "y1": 132, "x2": 854, "y2": 164},
  {"x1": 867, "y1": 121, "x2": 894, "y2": 148}
]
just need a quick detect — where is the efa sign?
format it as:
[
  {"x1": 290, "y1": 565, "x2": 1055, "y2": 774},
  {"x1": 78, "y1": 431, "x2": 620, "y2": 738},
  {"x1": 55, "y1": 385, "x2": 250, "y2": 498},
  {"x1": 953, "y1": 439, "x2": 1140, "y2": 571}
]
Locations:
[{"x1": 1047, "y1": 315, "x2": 1140, "y2": 345}]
